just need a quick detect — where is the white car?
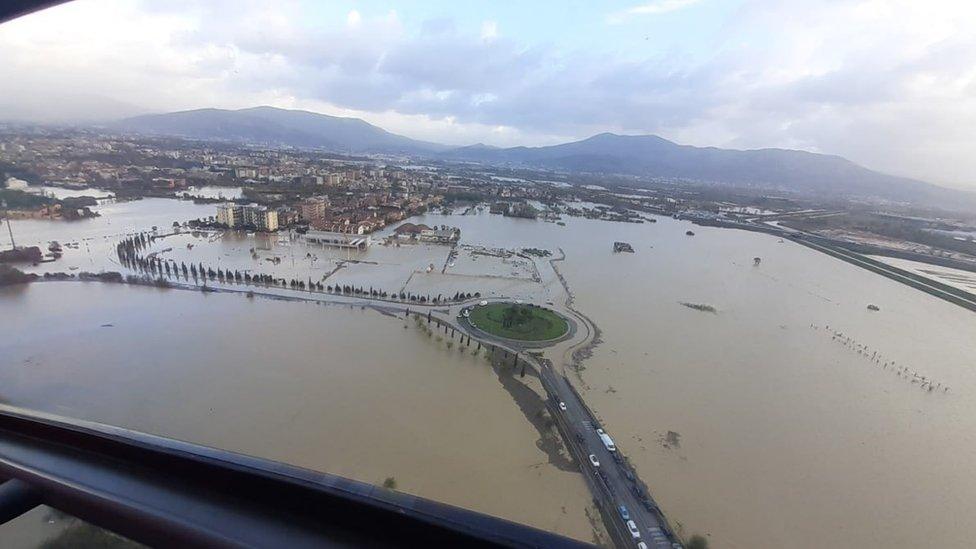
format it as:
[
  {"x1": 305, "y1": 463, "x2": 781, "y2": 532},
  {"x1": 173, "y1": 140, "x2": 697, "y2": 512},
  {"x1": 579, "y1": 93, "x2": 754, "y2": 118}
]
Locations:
[
  {"x1": 479, "y1": 300, "x2": 488, "y2": 306},
  {"x1": 637, "y1": 543, "x2": 648, "y2": 549},
  {"x1": 596, "y1": 428, "x2": 605, "y2": 435},
  {"x1": 627, "y1": 520, "x2": 641, "y2": 539},
  {"x1": 588, "y1": 454, "x2": 600, "y2": 467},
  {"x1": 558, "y1": 401, "x2": 567, "y2": 411}
]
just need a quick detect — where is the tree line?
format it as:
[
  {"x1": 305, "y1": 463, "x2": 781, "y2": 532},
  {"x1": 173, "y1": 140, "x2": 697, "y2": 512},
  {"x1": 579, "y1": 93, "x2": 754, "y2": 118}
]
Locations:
[{"x1": 116, "y1": 232, "x2": 482, "y2": 304}]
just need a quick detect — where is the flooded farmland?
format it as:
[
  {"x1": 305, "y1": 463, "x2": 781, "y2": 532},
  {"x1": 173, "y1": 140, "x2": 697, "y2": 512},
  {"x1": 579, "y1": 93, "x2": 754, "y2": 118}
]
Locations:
[
  {"x1": 0, "y1": 282, "x2": 597, "y2": 544},
  {"x1": 5, "y1": 197, "x2": 976, "y2": 548}
]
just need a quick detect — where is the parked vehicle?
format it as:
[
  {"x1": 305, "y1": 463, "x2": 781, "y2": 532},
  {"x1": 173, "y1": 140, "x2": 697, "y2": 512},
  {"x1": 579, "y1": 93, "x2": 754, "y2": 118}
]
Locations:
[{"x1": 588, "y1": 454, "x2": 600, "y2": 467}]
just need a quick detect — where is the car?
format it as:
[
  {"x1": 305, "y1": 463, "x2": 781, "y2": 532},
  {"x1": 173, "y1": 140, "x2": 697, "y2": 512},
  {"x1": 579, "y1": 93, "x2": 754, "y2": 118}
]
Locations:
[
  {"x1": 479, "y1": 300, "x2": 488, "y2": 306},
  {"x1": 558, "y1": 401, "x2": 567, "y2": 411},
  {"x1": 515, "y1": 299, "x2": 523, "y2": 304},
  {"x1": 588, "y1": 454, "x2": 600, "y2": 467},
  {"x1": 636, "y1": 543, "x2": 647, "y2": 549},
  {"x1": 627, "y1": 520, "x2": 641, "y2": 539},
  {"x1": 575, "y1": 432, "x2": 585, "y2": 443},
  {"x1": 462, "y1": 309, "x2": 469, "y2": 318},
  {"x1": 618, "y1": 505, "x2": 630, "y2": 521},
  {"x1": 596, "y1": 428, "x2": 605, "y2": 435}
]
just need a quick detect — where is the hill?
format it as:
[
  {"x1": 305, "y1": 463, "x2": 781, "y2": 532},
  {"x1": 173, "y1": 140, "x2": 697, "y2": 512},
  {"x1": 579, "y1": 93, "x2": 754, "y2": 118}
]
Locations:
[
  {"x1": 115, "y1": 106, "x2": 447, "y2": 154},
  {"x1": 440, "y1": 132, "x2": 965, "y2": 204}
]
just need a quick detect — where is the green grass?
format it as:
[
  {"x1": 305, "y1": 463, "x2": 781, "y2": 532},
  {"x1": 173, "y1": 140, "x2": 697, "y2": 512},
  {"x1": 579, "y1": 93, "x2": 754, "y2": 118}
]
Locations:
[{"x1": 468, "y1": 303, "x2": 568, "y2": 341}]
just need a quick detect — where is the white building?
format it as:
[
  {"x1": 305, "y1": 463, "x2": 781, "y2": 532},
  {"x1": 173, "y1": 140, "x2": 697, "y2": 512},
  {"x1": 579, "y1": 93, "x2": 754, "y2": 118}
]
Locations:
[
  {"x1": 215, "y1": 203, "x2": 278, "y2": 231},
  {"x1": 216, "y1": 203, "x2": 240, "y2": 227},
  {"x1": 303, "y1": 230, "x2": 371, "y2": 249}
]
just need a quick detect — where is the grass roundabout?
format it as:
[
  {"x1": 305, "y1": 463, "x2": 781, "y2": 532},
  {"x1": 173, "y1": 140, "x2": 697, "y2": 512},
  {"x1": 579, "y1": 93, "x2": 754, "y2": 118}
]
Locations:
[{"x1": 467, "y1": 302, "x2": 569, "y2": 341}]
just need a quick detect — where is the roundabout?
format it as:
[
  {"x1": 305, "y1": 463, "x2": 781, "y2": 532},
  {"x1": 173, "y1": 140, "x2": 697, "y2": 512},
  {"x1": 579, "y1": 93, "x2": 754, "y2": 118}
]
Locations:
[{"x1": 461, "y1": 301, "x2": 573, "y2": 346}]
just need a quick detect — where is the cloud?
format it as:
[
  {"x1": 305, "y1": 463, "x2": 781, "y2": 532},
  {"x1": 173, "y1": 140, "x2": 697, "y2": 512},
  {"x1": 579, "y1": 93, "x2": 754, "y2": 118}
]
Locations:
[
  {"x1": 1, "y1": 0, "x2": 976, "y2": 187},
  {"x1": 607, "y1": 0, "x2": 702, "y2": 24},
  {"x1": 480, "y1": 20, "x2": 498, "y2": 41}
]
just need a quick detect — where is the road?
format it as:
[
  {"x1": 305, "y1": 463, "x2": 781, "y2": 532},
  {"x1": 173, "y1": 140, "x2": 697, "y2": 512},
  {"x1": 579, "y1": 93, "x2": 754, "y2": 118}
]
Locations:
[
  {"x1": 543, "y1": 366, "x2": 679, "y2": 549},
  {"x1": 451, "y1": 306, "x2": 681, "y2": 549}
]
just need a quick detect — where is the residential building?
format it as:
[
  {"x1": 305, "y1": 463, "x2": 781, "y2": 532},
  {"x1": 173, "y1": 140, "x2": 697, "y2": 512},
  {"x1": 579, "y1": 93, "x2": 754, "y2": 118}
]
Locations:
[
  {"x1": 216, "y1": 203, "x2": 278, "y2": 231},
  {"x1": 299, "y1": 197, "x2": 329, "y2": 224},
  {"x1": 216, "y1": 203, "x2": 241, "y2": 227}
]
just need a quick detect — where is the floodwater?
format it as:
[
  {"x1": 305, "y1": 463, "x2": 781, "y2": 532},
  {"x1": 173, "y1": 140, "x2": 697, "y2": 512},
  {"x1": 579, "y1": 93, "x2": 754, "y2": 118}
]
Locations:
[
  {"x1": 5, "y1": 197, "x2": 213, "y2": 250},
  {"x1": 873, "y1": 255, "x2": 976, "y2": 293},
  {"x1": 384, "y1": 209, "x2": 976, "y2": 548},
  {"x1": 36, "y1": 185, "x2": 115, "y2": 200},
  {"x1": 6, "y1": 197, "x2": 976, "y2": 547},
  {"x1": 0, "y1": 283, "x2": 596, "y2": 544},
  {"x1": 178, "y1": 185, "x2": 243, "y2": 200}
]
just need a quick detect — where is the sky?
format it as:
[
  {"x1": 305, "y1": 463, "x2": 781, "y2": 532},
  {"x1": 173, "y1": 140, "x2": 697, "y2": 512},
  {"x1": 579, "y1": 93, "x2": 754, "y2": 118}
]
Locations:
[{"x1": 1, "y1": 0, "x2": 975, "y2": 188}]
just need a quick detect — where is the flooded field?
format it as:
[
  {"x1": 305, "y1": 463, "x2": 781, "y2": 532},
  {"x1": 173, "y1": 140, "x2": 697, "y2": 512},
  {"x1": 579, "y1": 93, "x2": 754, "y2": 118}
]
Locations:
[
  {"x1": 177, "y1": 185, "x2": 243, "y2": 200},
  {"x1": 873, "y1": 255, "x2": 976, "y2": 292},
  {"x1": 6, "y1": 197, "x2": 214, "y2": 261},
  {"x1": 0, "y1": 283, "x2": 597, "y2": 544},
  {"x1": 387, "y1": 209, "x2": 976, "y2": 548},
  {"x1": 554, "y1": 219, "x2": 976, "y2": 548},
  {"x1": 36, "y1": 185, "x2": 115, "y2": 199},
  {"x1": 6, "y1": 196, "x2": 976, "y2": 548}
]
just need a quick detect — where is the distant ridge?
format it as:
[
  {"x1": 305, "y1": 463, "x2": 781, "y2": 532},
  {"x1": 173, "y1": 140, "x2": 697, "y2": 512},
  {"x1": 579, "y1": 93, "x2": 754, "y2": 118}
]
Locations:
[
  {"x1": 115, "y1": 106, "x2": 972, "y2": 206},
  {"x1": 115, "y1": 106, "x2": 448, "y2": 154},
  {"x1": 439, "y1": 132, "x2": 967, "y2": 205}
]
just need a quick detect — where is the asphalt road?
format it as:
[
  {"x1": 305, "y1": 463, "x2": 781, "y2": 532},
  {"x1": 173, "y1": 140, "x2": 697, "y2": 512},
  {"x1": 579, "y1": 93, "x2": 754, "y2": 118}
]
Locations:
[
  {"x1": 451, "y1": 307, "x2": 681, "y2": 549},
  {"x1": 540, "y1": 365, "x2": 679, "y2": 549}
]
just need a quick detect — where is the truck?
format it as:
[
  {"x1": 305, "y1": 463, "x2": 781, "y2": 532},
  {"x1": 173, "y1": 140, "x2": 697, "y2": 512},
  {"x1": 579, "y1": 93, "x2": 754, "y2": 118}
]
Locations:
[{"x1": 599, "y1": 432, "x2": 616, "y2": 452}]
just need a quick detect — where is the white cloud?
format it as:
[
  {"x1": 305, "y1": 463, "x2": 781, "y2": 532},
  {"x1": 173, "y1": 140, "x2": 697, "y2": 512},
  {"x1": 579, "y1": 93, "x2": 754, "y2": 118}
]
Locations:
[
  {"x1": 346, "y1": 9, "x2": 361, "y2": 28},
  {"x1": 2, "y1": 0, "x2": 976, "y2": 187},
  {"x1": 607, "y1": 0, "x2": 702, "y2": 24},
  {"x1": 480, "y1": 20, "x2": 498, "y2": 41}
]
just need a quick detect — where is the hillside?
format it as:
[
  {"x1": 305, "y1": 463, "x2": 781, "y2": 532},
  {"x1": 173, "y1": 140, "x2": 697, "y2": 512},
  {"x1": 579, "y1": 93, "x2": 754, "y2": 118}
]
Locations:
[
  {"x1": 440, "y1": 132, "x2": 960, "y2": 203},
  {"x1": 115, "y1": 106, "x2": 447, "y2": 154}
]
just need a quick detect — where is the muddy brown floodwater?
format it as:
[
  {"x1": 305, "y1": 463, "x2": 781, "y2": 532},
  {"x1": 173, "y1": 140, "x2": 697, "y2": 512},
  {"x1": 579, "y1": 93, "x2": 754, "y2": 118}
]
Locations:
[
  {"x1": 7, "y1": 197, "x2": 976, "y2": 548},
  {"x1": 0, "y1": 283, "x2": 598, "y2": 545}
]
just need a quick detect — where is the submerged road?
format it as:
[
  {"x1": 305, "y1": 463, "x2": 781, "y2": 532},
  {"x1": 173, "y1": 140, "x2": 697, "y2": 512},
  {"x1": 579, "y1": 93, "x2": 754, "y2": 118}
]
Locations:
[{"x1": 451, "y1": 305, "x2": 682, "y2": 549}]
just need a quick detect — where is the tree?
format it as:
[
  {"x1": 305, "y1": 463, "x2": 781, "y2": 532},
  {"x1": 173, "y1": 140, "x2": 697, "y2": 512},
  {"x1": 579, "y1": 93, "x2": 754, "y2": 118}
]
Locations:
[{"x1": 382, "y1": 477, "x2": 397, "y2": 490}]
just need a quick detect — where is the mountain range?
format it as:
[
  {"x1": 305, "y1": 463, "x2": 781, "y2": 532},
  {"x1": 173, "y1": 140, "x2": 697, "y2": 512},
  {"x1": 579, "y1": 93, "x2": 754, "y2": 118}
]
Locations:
[
  {"x1": 115, "y1": 106, "x2": 967, "y2": 205},
  {"x1": 116, "y1": 106, "x2": 447, "y2": 154}
]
